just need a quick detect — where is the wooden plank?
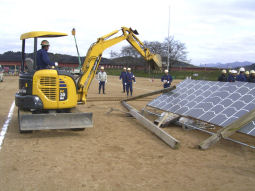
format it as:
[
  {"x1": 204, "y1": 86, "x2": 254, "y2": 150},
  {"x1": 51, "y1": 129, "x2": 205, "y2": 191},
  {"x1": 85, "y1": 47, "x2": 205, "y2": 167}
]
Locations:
[
  {"x1": 123, "y1": 86, "x2": 176, "y2": 102},
  {"x1": 155, "y1": 112, "x2": 180, "y2": 128},
  {"x1": 199, "y1": 108, "x2": 255, "y2": 150},
  {"x1": 121, "y1": 101, "x2": 179, "y2": 149}
]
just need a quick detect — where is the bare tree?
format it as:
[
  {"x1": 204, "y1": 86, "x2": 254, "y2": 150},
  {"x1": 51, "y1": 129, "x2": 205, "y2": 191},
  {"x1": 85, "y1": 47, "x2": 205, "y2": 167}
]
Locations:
[
  {"x1": 112, "y1": 36, "x2": 188, "y2": 70},
  {"x1": 120, "y1": 45, "x2": 140, "y2": 58},
  {"x1": 110, "y1": 50, "x2": 120, "y2": 58}
]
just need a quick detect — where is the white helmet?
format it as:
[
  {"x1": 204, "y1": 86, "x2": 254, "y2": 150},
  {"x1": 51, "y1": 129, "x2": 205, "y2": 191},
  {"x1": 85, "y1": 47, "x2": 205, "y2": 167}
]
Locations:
[
  {"x1": 239, "y1": 67, "x2": 245, "y2": 72},
  {"x1": 123, "y1": 67, "x2": 126, "y2": 70},
  {"x1": 222, "y1": 69, "x2": 226, "y2": 74},
  {"x1": 127, "y1": 68, "x2": 131, "y2": 71},
  {"x1": 232, "y1": 70, "x2": 237, "y2": 74},
  {"x1": 100, "y1": 66, "x2": 104, "y2": 70},
  {"x1": 245, "y1": 71, "x2": 250, "y2": 75},
  {"x1": 164, "y1": 69, "x2": 168, "y2": 73},
  {"x1": 250, "y1": 70, "x2": 255, "y2": 74}
]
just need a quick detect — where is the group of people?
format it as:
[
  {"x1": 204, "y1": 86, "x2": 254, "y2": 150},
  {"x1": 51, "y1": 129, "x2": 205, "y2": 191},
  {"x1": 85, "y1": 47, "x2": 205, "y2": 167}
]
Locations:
[
  {"x1": 218, "y1": 67, "x2": 255, "y2": 83},
  {"x1": 97, "y1": 67, "x2": 136, "y2": 96},
  {"x1": 119, "y1": 67, "x2": 136, "y2": 96},
  {"x1": 98, "y1": 67, "x2": 173, "y2": 96}
]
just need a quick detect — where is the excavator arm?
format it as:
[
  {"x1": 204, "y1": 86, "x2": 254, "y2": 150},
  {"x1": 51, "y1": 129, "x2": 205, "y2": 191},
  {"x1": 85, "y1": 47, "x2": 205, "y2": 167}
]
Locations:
[{"x1": 77, "y1": 27, "x2": 162, "y2": 103}]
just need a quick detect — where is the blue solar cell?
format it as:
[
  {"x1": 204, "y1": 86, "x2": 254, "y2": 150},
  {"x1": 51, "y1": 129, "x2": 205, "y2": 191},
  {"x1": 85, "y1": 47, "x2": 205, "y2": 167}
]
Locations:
[{"x1": 147, "y1": 79, "x2": 255, "y2": 136}]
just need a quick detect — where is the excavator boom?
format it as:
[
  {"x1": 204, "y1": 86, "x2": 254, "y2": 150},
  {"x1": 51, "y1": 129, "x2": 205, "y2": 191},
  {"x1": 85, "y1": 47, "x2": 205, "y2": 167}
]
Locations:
[{"x1": 77, "y1": 27, "x2": 162, "y2": 103}]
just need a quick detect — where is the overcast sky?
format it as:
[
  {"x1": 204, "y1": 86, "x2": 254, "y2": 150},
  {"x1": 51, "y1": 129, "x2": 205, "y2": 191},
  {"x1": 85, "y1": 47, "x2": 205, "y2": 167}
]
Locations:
[{"x1": 1, "y1": 0, "x2": 255, "y2": 65}]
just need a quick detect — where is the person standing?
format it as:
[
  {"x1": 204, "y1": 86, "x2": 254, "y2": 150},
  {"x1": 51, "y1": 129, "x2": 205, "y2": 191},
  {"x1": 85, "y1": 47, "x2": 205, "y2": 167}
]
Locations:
[
  {"x1": 236, "y1": 67, "x2": 246, "y2": 82},
  {"x1": 161, "y1": 69, "x2": 172, "y2": 88},
  {"x1": 126, "y1": 68, "x2": 136, "y2": 96},
  {"x1": 249, "y1": 70, "x2": 255, "y2": 83},
  {"x1": 228, "y1": 70, "x2": 237, "y2": 82},
  {"x1": 218, "y1": 69, "x2": 228, "y2": 82},
  {"x1": 245, "y1": 71, "x2": 250, "y2": 82},
  {"x1": 97, "y1": 66, "x2": 107, "y2": 94},
  {"x1": 119, "y1": 67, "x2": 127, "y2": 93}
]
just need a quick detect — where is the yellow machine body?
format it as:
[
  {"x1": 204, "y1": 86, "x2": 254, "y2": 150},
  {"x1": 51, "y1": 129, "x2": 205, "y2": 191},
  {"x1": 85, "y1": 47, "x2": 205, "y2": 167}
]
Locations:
[{"x1": 32, "y1": 70, "x2": 77, "y2": 109}]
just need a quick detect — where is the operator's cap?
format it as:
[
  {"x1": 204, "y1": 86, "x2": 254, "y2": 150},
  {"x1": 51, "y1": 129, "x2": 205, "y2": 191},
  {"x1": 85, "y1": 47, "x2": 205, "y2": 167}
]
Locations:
[
  {"x1": 250, "y1": 70, "x2": 255, "y2": 74},
  {"x1": 222, "y1": 69, "x2": 227, "y2": 74},
  {"x1": 239, "y1": 67, "x2": 245, "y2": 72},
  {"x1": 41, "y1": 40, "x2": 50, "y2": 46},
  {"x1": 123, "y1": 67, "x2": 126, "y2": 70},
  {"x1": 127, "y1": 68, "x2": 131, "y2": 71},
  {"x1": 100, "y1": 66, "x2": 104, "y2": 70},
  {"x1": 245, "y1": 71, "x2": 250, "y2": 75},
  {"x1": 164, "y1": 69, "x2": 168, "y2": 73}
]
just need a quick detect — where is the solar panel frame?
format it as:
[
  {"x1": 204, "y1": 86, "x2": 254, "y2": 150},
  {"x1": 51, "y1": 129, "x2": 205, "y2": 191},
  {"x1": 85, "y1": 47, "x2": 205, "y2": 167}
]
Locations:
[{"x1": 147, "y1": 79, "x2": 255, "y2": 136}]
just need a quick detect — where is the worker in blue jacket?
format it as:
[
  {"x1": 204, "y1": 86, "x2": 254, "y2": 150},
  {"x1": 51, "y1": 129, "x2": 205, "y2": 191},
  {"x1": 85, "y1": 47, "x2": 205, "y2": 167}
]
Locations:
[
  {"x1": 228, "y1": 70, "x2": 237, "y2": 82},
  {"x1": 245, "y1": 71, "x2": 250, "y2": 82},
  {"x1": 126, "y1": 68, "x2": 136, "y2": 96},
  {"x1": 36, "y1": 40, "x2": 56, "y2": 70},
  {"x1": 236, "y1": 67, "x2": 247, "y2": 82},
  {"x1": 119, "y1": 67, "x2": 127, "y2": 93},
  {"x1": 161, "y1": 69, "x2": 172, "y2": 88},
  {"x1": 250, "y1": 70, "x2": 255, "y2": 83}
]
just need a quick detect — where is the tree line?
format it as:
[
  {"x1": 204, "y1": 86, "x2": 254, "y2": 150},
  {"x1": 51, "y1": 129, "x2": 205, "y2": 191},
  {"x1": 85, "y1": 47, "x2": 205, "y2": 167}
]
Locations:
[
  {"x1": 110, "y1": 36, "x2": 189, "y2": 68},
  {"x1": 0, "y1": 36, "x2": 189, "y2": 69}
]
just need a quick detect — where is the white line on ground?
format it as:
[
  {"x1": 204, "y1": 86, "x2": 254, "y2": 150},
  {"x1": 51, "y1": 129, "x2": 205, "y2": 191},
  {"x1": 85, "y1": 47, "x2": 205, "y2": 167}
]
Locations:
[{"x1": 0, "y1": 101, "x2": 15, "y2": 150}]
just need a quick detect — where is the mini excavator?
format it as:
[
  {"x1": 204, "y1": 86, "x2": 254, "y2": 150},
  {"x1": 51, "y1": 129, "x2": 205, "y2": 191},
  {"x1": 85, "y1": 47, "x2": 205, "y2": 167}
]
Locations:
[{"x1": 15, "y1": 27, "x2": 162, "y2": 132}]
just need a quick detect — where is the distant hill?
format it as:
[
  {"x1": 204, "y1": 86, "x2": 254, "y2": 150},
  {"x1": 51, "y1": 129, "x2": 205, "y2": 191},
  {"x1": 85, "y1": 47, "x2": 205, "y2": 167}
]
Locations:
[
  {"x1": 0, "y1": 51, "x2": 195, "y2": 69},
  {"x1": 204, "y1": 61, "x2": 254, "y2": 68}
]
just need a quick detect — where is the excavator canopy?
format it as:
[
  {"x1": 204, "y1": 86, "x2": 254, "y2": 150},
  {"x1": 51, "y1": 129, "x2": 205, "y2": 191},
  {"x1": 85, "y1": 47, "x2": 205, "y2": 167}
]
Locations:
[{"x1": 20, "y1": 31, "x2": 68, "y2": 40}]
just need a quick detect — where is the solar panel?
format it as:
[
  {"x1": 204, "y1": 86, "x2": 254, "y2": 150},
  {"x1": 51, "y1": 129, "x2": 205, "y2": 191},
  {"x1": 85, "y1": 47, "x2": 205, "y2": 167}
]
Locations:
[{"x1": 147, "y1": 79, "x2": 255, "y2": 136}]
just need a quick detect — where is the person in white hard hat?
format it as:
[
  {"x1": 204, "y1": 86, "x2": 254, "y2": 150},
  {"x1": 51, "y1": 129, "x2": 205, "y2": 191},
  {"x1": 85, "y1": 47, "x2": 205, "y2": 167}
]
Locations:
[
  {"x1": 119, "y1": 67, "x2": 127, "y2": 93},
  {"x1": 126, "y1": 68, "x2": 136, "y2": 96},
  {"x1": 97, "y1": 66, "x2": 107, "y2": 94},
  {"x1": 161, "y1": 69, "x2": 172, "y2": 88},
  {"x1": 36, "y1": 40, "x2": 57, "y2": 70},
  {"x1": 236, "y1": 67, "x2": 246, "y2": 82},
  {"x1": 228, "y1": 70, "x2": 237, "y2": 82},
  {"x1": 218, "y1": 69, "x2": 227, "y2": 82},
  {"x1": 245, "y1": 71, "x2": 250, "y2": 82},
  {"x1": 250, "y1": 70, "x2": 255, "y2": 83}
]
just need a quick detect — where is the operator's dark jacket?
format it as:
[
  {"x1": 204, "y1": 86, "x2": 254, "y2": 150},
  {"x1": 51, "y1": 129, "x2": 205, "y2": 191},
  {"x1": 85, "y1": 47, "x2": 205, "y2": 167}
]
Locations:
[{"x1": 36, "y1": 49, "x2": 54, "y2": 70}]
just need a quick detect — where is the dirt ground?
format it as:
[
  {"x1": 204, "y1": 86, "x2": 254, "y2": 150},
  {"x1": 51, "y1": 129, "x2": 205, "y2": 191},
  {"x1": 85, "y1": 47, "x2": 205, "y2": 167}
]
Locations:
[{"x1": 0, "y1": 75, "x2": 254, "y2": 191}]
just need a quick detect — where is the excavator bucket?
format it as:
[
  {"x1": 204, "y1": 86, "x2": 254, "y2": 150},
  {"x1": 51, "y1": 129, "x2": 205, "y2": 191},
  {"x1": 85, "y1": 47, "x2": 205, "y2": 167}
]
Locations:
[
  {"x1": 150, "y1": 54, "x2": 162, "y2": 70},
  {"x1": 18, "y1": 110, "x2": 93, "y2": 132}
]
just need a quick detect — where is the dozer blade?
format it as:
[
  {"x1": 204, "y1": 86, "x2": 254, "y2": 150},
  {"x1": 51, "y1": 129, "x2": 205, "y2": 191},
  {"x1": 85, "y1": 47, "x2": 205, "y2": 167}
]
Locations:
[{"x1": 18, "y1": 110, "x2": 93, "y2": 131}]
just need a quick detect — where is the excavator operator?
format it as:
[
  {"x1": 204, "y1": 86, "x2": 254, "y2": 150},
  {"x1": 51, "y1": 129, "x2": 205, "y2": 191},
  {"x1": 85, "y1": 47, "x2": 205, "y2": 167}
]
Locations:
[{"x1": 36, "y1": 40, "x2": 57, "y2": 70}]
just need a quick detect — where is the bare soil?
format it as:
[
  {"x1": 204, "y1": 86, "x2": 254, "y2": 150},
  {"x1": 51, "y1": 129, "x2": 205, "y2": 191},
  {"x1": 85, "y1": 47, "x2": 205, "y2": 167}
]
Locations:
[{"x1": 0, "y1": 75, "x2": 254, "y2": 191}]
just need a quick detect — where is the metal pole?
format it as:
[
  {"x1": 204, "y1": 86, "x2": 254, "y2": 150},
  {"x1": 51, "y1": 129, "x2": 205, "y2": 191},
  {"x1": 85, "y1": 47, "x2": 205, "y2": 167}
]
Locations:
[
  {"x1": 167, "y1": 6, "x2": 170, "y2": 71},
  {"x1": 33, "y1": 37, "x2": 37, "y2": 70},
  {"x1": 72, "y1": 28, "x2": 82, "y2": 71}
]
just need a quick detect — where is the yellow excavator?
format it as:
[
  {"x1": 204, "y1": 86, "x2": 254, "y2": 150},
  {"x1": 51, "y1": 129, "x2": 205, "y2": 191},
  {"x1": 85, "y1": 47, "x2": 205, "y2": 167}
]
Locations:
[{"x1": 15, "y1": 27, "x2": 162, "y2": 132}]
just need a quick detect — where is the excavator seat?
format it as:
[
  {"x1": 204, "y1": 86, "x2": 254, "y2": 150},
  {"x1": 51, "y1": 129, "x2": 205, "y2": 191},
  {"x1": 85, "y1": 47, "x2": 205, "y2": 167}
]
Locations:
[{"x1": 25, "y1": 58, "x2": 35, "y2": 73}]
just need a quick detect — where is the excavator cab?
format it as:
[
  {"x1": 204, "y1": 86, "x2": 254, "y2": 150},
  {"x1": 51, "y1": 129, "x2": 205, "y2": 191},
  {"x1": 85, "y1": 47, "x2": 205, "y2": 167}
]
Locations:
[{"x1": 15, "y1": 31, "x2": 93, "y2": 133}]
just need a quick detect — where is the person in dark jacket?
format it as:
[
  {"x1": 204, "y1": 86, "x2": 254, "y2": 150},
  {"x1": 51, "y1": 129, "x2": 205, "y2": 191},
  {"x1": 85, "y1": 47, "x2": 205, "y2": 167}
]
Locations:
[
  {"x1": 249, "y1": 70, "x2": 255, "y2": 83},
  {"x1": 119, "y1": 67, "x2": 127, "y2": 93},
  {"x1": 126, "y1": 68, "x2": 136, "y2": 96},
  {"x1": 36, "y1": 40, "x2": 56, "y2": 70},
  {"x1": 245, "y1": 71, "x2": 250, "y2": 82},
  {"x1": 218, "y1": 69, "x2": 228, "y2": 82},
  {"x1": 228, "y1": 70, "x2": 237, "y2": 82},
  {"x1": 236, "y1": 67, "x2": 247, "y2": 82},
  {"x1": 161, "y1": 70, "x2": 172, "y2": 88}
]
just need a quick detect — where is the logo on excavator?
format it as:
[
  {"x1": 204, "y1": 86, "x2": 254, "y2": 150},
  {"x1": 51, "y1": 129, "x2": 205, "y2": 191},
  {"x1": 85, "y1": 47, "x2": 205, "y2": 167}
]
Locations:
[{"x1": 59, "y1": 88, "x2": 67, "y2": 101}]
